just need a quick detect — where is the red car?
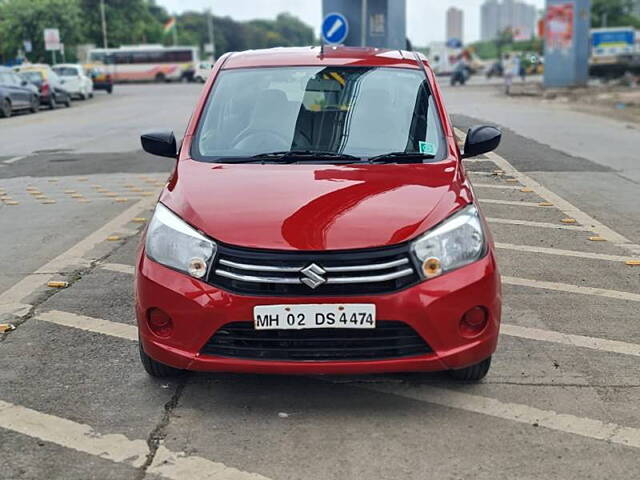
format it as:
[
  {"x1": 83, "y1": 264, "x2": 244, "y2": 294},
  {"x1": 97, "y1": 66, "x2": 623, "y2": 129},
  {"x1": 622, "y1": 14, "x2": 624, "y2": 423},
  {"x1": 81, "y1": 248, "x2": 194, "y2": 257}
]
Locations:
[{"x1": 137, "y1": 46, "x2": 502, "y2": 381}]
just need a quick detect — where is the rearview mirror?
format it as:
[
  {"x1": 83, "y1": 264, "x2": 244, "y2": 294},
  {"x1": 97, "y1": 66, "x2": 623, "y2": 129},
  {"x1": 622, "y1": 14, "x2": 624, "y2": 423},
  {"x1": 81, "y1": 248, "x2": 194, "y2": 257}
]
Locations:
[
  {"x1": 462, "y1": 125, "x2": 501, "y2": 159},
  {"x1": 141, "y1": 130, "x2": 177, "y2": 158}
]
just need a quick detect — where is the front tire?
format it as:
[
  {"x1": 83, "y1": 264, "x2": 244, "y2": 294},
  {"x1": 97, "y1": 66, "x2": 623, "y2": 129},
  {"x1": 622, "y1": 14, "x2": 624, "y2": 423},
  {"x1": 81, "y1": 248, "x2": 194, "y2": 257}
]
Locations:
[
  {"x1": 449, "y1": 356, "x2": 492, "y2": 382},
  {"x1": 0, "y1": 98, "x2": 12, "y2": 118},
  {"x1": 139, "y1": 342, "x2": 183, "y2": 378},
  {"x1": 30, "y1": 96, "x2": 40, "y2": 113}
]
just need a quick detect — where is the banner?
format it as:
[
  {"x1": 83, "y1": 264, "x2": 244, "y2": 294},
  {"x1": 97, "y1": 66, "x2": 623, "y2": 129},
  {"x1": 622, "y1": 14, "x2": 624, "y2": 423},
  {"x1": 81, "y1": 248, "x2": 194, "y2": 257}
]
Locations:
[{"x1": 545, "y1": 3, "x2": 574, "y2": 52}]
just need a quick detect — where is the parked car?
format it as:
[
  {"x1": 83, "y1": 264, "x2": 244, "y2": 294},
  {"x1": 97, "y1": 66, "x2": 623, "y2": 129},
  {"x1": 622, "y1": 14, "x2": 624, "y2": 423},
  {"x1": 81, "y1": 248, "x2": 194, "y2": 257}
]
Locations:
[
  {"x1": 193, "y1": 61, "x2": 213, "y2": 83},
  {"x1": 0, "y1": 66, "x2": 40, "y2": 117},
  {"x1": 83, "y1": 64, "x2": 113, "y2": 94},
  {"x1": 15, "y1": 64, "x2": 71, "y2": 109},
  {"x1": 52, "y1": 64, "x2": 93, "y2": 100},
  {"x1": 137, "y1": 47, "x2": 503, "y2": 381}
]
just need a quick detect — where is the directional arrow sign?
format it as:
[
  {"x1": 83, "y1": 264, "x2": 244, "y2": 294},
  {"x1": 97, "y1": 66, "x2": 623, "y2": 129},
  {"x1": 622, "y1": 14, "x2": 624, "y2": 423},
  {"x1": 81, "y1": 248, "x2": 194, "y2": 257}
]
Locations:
[{"x1": 322, "y1": 13, "x2": 349, "y2": 45}]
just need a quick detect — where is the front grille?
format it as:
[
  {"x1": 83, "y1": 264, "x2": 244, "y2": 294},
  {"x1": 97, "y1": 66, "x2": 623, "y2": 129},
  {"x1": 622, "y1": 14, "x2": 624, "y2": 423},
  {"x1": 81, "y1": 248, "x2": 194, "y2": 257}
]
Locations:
[
  {"x1": 200, "y1": 321, "x2": 432, "y2": 361},
  {"x1": 207, "y1": 243, "x2": 420, "y2": 296}
]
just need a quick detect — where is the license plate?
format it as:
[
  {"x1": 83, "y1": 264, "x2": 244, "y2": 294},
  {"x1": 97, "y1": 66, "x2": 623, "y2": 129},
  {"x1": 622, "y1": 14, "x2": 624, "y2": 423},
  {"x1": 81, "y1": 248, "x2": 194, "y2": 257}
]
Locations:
[{"x1": 253, "y1": 304, "x2": 376, "y2": 330}]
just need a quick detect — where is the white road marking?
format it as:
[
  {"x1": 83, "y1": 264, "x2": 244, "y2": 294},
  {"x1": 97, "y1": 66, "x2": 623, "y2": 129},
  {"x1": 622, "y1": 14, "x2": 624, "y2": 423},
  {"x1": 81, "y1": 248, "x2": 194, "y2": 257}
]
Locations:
[
  {"x1": 496, "y1": 242, "x2": 637, "y2": 262},
  {"x1": 148, "y1": 445, "x2": 271, "y2": 480},
  {"x1": 0, "y1": 196, "x2": 155, "y2": 310},
  {"x1": 462, "y1": 158, "x2": 492, "y2": 163},
  {"x1": 4, "y1": 156, "x2": 26, "y2": 164},
  {"x1": 479, "y1": 198, "x2": 542, "y2": 208},
  {"x1": 37, "y1": 310, "x2": 137, "y2": 341},
  {"x1": 487, "y1": 217, "x2": 592, "y2": 232},
  {"x1": 472, "y1": 183, "x2": 521, "y2": 190},
  {"x1": 359, "y1": 384, "x2": 640, "y2": 450},
  {"x1": 501, "y1": 324, "x2": 640, "y2": 357},
  {"x1": 101, "y1": 263, "x2": 135, "y2": 275},
  {"x1": 503, "y1": 276, "x2": 640, "y2": 302},
  {"x1": 0, "y1": 400, "x2": 272, "y2": 480},
  {"x1": 0, "y1": 399, "x2": 148, "y2": 467},
  {"x1": 455, "y1": 127, "x2": 635, "y2": 251}
]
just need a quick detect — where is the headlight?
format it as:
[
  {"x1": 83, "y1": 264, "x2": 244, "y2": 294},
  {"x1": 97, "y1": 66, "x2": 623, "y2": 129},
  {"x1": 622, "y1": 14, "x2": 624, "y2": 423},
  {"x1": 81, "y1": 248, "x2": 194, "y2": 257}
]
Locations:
[
  {"x1": 411, "y1": 204, "x2": 485, "y2": 279},
  {"x1": 145, "y1": 203, "x2": 217, "y2": 279}
]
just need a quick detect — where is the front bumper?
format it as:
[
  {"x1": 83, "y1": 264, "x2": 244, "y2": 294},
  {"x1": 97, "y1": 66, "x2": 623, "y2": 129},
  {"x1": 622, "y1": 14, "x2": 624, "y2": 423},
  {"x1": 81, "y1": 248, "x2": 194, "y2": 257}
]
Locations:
[{"x1": 136, "y1": 251, "x2": 501, "y2": 375}]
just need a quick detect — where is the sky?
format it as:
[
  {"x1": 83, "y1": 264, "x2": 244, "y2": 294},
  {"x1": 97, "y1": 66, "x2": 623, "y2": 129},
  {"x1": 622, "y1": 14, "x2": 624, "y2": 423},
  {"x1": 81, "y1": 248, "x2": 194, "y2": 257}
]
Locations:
[{"x1": 157, "y1": 0, "x2": 546, "y2": 46}]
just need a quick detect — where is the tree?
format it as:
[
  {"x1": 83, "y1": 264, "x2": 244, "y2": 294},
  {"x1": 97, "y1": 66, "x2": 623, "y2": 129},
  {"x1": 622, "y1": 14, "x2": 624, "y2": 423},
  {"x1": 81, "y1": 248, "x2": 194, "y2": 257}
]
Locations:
[
  {"x1": 79, "y1": 0, "x2": 164, "y2": 48},
  {"x1": 0, "y1": 0, "x2": 84, "y2": 62},
  {"x1": 591, "y1": 0, "x2": 640, "y2": 28}
]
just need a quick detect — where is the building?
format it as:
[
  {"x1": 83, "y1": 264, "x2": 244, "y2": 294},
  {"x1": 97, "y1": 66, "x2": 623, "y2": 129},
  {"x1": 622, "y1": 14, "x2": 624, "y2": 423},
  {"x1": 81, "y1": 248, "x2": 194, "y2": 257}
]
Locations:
[
  {"x1": 480, "y1": 0, "x2": 537, "y2": 41},
  {"x1": 446, "y1": 7, "x2": 464, "y2": 43},
  {"x1": 481, "y1": 0, "x2": 500, "y2": 42}
]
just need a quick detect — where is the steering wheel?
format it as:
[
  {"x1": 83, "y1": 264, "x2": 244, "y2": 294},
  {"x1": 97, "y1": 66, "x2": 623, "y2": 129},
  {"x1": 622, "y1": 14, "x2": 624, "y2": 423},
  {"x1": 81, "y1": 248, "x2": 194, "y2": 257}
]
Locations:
[{"x1": 232, "y1": 129, "x2": 290, "y2": 150}]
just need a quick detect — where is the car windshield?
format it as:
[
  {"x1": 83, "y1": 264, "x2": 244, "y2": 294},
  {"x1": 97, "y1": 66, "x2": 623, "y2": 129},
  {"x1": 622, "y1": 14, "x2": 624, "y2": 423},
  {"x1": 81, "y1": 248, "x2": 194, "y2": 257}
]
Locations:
[
  {"x1": 19, "y1": 71, "x2": 43, "y2": 83},
  {"x1": 192, "y1": 66, "x2": 446, "y2": 163},
  {"x1": 53, "y1": 67, "x2": 78, "y2": 76}
]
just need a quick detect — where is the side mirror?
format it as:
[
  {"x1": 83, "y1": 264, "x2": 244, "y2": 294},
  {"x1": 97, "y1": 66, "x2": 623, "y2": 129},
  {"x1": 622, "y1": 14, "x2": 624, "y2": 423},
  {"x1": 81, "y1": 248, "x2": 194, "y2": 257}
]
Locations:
[
  {"x1": 141, "y1": 130, "x2": 177, "y2": 158},
  {"x1": 21, "y1": 80, "x2": 28, "y2": 86},
  {"x1": 60, "y1": 79, "x2": 65, "y2": 84},
  {"x1": 462, "y1": 125, "x2": 501, "y2": 159}
]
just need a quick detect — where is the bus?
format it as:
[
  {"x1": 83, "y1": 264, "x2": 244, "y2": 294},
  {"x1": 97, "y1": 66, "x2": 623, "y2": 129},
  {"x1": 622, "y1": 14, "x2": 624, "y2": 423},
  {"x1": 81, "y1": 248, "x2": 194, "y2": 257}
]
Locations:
[{"x1": 87, "y1": 45, "x2": 199, "y2": 83}]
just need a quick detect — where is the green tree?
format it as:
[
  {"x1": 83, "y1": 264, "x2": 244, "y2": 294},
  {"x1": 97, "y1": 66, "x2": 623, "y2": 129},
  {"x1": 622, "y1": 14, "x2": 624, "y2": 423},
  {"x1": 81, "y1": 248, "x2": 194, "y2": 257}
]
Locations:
[
  {"x1": 592, "y1": 0, "x2": 640, "y2": 28},
  {"x1": 0, "y1": 0, "x2": 84, "y2": 62},
  {"x1": 79, "y1": 0, "x2": 164, "y2": 48}
]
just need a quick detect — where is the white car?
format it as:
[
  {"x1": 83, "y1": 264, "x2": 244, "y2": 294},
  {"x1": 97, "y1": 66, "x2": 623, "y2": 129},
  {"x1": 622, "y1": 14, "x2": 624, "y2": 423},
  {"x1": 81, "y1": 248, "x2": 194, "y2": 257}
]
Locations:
[
  {"x1": 193, "y1": 61, "x2": 213, "y2": 83},
  {"x1": 52, "y1": 64, "x2": 94, "y2": 100}
]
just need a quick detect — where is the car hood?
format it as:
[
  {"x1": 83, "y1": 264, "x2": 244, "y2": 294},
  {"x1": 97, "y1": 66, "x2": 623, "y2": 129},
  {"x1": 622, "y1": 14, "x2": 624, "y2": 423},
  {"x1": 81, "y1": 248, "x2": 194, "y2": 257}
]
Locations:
[{"x1": 160, "y1": 159, "x2": 470, "y2": 251}]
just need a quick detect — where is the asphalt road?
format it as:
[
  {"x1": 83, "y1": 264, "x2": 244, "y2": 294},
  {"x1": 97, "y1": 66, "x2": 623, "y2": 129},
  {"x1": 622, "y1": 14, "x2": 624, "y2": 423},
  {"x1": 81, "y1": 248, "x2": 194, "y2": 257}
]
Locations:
[{"x1": 1, "y1": 83, "x2": 639, "y2": 480}]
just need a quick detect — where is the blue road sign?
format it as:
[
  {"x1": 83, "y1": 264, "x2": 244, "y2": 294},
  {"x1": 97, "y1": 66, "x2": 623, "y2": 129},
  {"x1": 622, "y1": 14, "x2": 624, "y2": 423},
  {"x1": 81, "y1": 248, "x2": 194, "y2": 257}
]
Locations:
[{"x1": 322, "y1": 13, "x2": 349, "y2": 45}]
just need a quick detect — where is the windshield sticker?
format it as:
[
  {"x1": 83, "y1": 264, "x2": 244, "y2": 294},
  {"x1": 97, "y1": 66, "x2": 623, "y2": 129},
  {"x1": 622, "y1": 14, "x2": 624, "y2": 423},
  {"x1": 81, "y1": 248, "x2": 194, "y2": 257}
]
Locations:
[{"x1": 419, "y1": 141, "x2": 436, "y2": 155}]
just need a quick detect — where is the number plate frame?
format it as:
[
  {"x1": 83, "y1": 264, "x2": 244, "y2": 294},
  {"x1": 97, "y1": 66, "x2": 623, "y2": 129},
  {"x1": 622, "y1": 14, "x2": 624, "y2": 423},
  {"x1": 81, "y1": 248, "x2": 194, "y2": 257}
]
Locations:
[{"x1": 253, "y1": 304, "x2": 376, "y2": 330}]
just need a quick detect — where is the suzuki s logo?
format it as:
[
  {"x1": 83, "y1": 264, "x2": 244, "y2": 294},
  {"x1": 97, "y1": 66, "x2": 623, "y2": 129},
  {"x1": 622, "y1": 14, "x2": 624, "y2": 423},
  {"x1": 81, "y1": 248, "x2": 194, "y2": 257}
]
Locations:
[{"x1": 300, "y1": 263, "x2": 327, "y2": 289}]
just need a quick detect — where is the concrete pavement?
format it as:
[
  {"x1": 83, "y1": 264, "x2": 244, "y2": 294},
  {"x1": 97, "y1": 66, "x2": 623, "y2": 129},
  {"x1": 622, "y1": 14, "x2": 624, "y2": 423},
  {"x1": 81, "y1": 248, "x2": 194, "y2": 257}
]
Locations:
[{"x1": 1, "y1": 83, "x2": 639, "y2": 480}]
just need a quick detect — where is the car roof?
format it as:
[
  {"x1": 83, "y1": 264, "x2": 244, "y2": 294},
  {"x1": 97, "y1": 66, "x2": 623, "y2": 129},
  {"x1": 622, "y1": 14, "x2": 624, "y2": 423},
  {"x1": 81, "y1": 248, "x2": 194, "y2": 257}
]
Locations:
[
  {"x1": 222, "y1": 46, "x2": 427, "y2": 70},
  {"x1": 16, "y1": 64, "x2": 50, "y2": 71}
]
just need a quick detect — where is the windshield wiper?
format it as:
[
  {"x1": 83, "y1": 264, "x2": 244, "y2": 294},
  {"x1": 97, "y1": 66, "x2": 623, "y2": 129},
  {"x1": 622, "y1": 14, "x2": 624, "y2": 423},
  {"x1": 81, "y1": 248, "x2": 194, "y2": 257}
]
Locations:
[
  {"x1": 367, "y1": 152, "x2": 436, "y2": 164},
  {"x1": 250, "y1": 150, "x2": 360, "y2": 163}
]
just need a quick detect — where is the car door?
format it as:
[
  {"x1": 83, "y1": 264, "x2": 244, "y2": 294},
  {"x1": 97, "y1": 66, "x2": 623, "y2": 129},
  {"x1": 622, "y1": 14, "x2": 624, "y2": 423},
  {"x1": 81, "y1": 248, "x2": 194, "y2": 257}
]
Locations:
[
  {"x1": 10, "y1": 73, "x2": 31, "y2": 106},
  {"x1": 0, "y1": 72, "x2": 26, "y2": 108}
]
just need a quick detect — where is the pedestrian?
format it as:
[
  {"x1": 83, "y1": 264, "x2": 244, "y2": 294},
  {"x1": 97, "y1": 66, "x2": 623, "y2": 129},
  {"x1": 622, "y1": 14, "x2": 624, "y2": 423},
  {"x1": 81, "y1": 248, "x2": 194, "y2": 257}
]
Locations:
[
  {"x1": 503, "y1": 53, "x2": 519, "y2": 95},
  {"x1": 519, "y1": 55, "x2": 526, "y2": 82}
]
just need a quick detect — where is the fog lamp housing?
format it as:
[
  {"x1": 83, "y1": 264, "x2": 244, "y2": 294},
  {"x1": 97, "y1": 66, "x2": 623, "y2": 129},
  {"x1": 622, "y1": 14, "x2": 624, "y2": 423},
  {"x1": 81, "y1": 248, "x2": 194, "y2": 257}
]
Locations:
[{"x1": 147, "y1": 308, "x2": 173, "y2": 338}]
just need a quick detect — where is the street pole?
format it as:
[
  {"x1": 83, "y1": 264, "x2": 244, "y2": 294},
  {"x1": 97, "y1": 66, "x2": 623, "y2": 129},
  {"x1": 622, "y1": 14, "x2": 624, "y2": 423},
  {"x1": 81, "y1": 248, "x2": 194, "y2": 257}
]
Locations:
[
  {"x1": 100, "y1": 0, "x2": 108, "y2": 48},
  {"x1": 360, "y1": 0, "x2": 368, "y2": 46},
  {"x1": 207, "y1": 8, "x2": 216, "y2": 60}
]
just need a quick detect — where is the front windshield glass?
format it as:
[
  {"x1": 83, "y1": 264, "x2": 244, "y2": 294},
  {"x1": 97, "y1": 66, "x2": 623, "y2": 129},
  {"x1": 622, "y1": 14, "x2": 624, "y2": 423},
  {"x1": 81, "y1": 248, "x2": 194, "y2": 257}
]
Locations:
[
  {"x1": 53, "y1": 67, "x2": 78, "y2": 77},
  {"x1": 192, "y1": 66, "x2": 446, "y2": 162}
]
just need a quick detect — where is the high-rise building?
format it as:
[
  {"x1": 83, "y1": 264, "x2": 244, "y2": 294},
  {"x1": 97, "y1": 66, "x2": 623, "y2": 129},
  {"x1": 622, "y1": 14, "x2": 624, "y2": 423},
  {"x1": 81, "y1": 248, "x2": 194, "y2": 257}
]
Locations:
[
  {"x1": 480, "y1": 0, "x2": 537, "y2": 41},
  {"x1": 446, "y1": 7, "x2": 464, "y2": 43},
  {"x1": 481, "y1": 0, "x2": 500, "y2": 42}
]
